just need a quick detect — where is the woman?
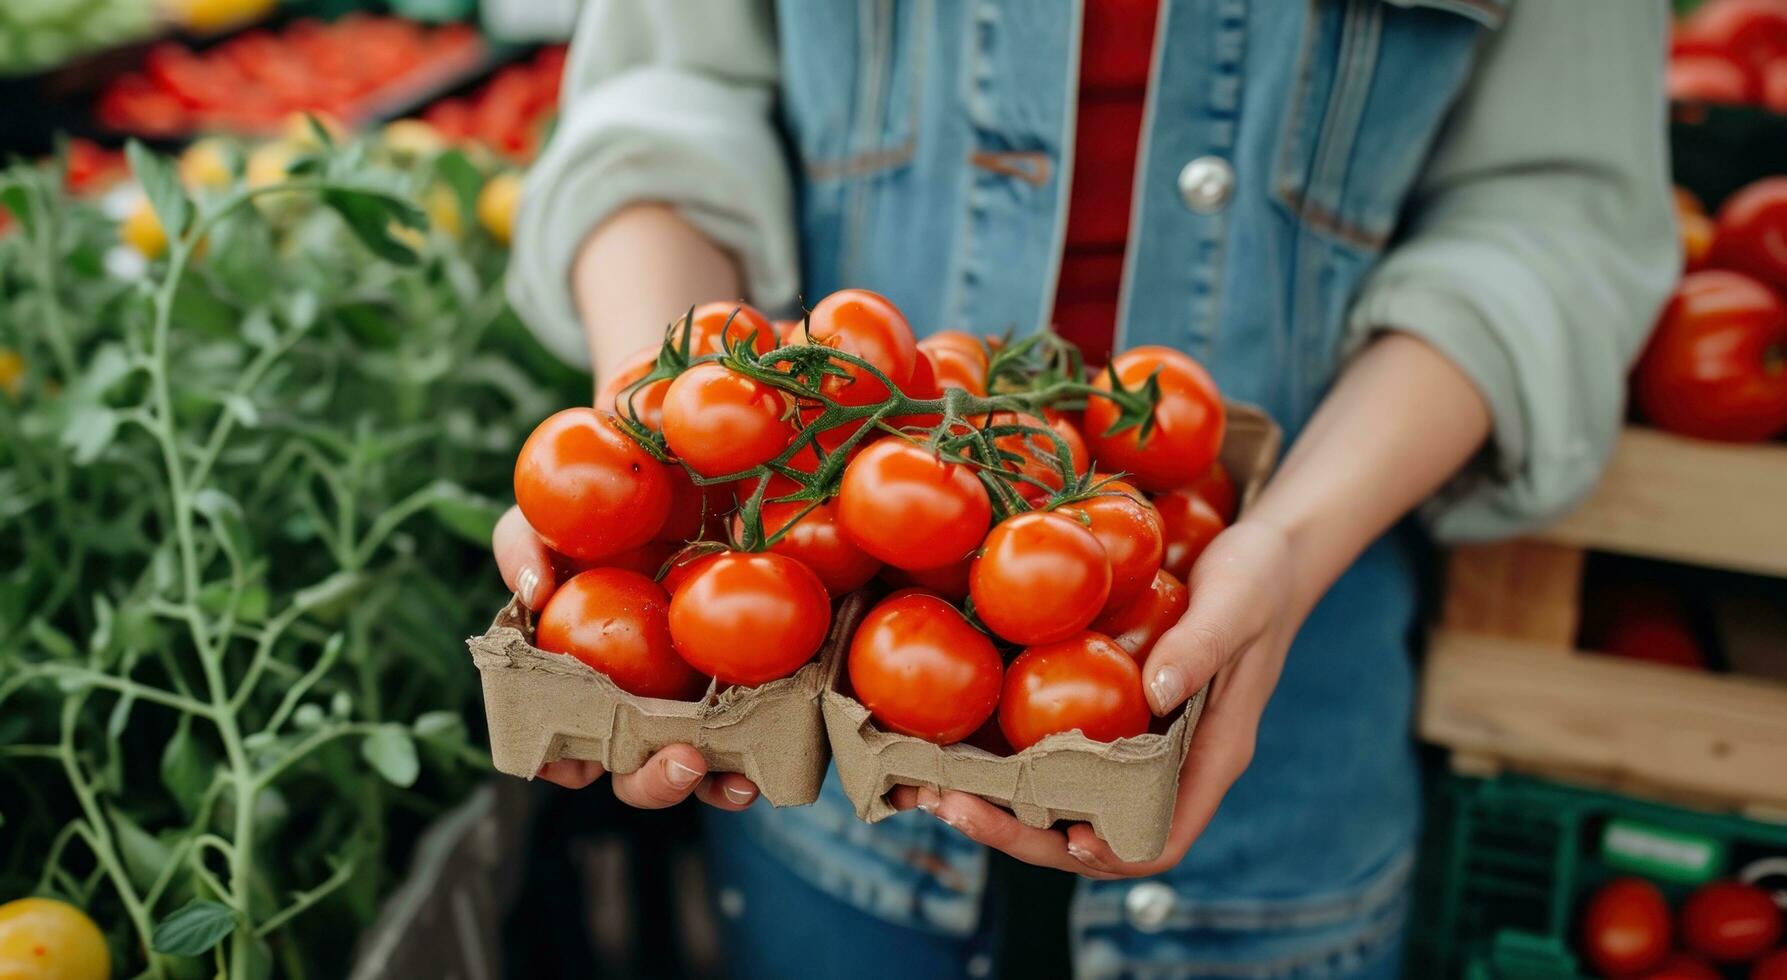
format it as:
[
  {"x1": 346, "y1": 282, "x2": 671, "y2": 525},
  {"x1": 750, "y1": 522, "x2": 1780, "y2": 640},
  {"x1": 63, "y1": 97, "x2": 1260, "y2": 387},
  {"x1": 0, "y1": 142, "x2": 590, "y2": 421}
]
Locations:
[{"x1": 494, "y1": 1, "x2": 1676, "y2": 976}]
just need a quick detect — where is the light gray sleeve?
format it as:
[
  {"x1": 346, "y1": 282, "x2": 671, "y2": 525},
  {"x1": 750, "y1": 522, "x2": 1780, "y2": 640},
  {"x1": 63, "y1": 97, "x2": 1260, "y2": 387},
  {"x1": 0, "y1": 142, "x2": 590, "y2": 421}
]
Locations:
[
  {"x1": 505, "y1": 0, "x2": 797, "y2": 371},
  {"x1": 1346, "y1": 0, "x2": 1679, "y2": 542}
]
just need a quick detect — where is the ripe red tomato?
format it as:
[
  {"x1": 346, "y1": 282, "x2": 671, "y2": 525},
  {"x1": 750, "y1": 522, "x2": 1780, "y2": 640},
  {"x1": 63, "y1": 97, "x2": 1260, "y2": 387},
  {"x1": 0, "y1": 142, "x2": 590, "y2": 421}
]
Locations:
[
  {"x1": 661, "y1": 362, "x2": 797, "y2": 476},
  {"x1": 1633, "y1": 270, "x2": 1787, "y2": 442},
  {"x1": 920, "y1": 330, "x2": 990, "y2": 370},
  {"x1": 799, "y1": 288, "x2": 918, "y2": 400},
  {"x1": 514, "y1": 408, "x2": 672, "y2": 561},
  {"x1": 656, "y1": 467, "x2": 736, "y2": 543},
  {"x1": 667, "y1": 551, "x2": 832, "y2": 686},
  {"x1": 1600, "y1": 584, "x2": 1708, "y2": 670},
  {"x1": 660, "y1": 548, "x2": 722, "y2": 595},
  {"x1": 598, "y1": 347, "x2": 669, "y2": 432},
  {"x1": 1677, "y1": 0, "x2": 1787, "y2": 72},
  {"x1": 970, "y1": 512, "x2": 1111, "y2": 646},
  {"x1": 1639, "y1": 952, "x2": 1721, "y2": 980},
  {"x1": 839, "y1": 439, "x2": 992, "y2": 570},
  {"x1": 1711, "y1": 177, "x2": 1787, "y2": 292},
  {"x1": 1092, "y1": 569, "x2": 1189, "y2": 662},
  {"x1": 733, "y1": 480, "x2": 881, "y2": 595},
  {"x1": 999, "y1": 632, "x2": 1151, "y2": 751},
  {"x1": 880, "y1": 556, "x2": 973, "y2": 601},
  {"x1": 892, "y1": 350, "x2": 944, "y2": 429},
  {"x1": 1581, "y1": 877, "x2": 1672, "y2": 978},
  {"x1": 1154, "y1": 487, "x2": 1229, "y2": 581},
  {"x1": 1043, "y1": 409, "x2": 1091, "y2": 475},
  {"x1": 1060, "y1": 481, "x2": 1164, "y2": 612},
  {"x1": 672, "y1": 301, "x2": 778, "y2": 358},
  {"x1": 1752, "y1": 949, "x2": 1787, "y2": 980},
  {"x1": 1669, "y1": 54, "x2": 1756, "y2": 103},
  {"x1": 536, "y1": 569, "x2": 706, "y2": 699},
  {"x1": 848, "y1": 592, "x2": 1003, "y2": 744},
  {"x1": 923, "y1": 341, "x2": 989, "y2": 396},
  {"x1": 591, "y1": 540, "x2": 677, "y2": 580},
  {"x1": 1084, "y1": 346, "x2": 1226, "y2": 491},
  {"x1": 1680, "y1": 881, "x2": 1783, "y2": 963},
  {"x1": 1765, "y1": 57, "x2": 1787, "y2": 112},
  {"x1": 1182, "y1": 461, "x2": 1238, "y2": 522}
]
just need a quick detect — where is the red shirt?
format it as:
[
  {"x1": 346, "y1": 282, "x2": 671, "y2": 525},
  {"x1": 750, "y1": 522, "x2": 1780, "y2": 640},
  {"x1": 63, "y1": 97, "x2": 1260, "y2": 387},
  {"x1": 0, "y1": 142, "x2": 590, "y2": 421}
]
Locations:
[{"x1": 1050, "y1": 0, "x2": 1159, "y2": 367}]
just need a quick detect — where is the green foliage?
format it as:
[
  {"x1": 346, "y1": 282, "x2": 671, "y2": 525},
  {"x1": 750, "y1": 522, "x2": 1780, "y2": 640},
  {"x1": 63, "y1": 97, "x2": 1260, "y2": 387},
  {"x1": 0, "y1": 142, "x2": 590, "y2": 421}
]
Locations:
[{"x1": 0, "y1": 136, "x2": 582, "y2": 978}]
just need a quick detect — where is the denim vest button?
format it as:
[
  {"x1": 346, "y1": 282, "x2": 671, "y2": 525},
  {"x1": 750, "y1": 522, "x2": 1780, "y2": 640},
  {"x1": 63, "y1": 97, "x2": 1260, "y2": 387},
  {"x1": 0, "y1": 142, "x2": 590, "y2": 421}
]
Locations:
[
  {"x1": 1123, "y1": 881, "x2": 1177, "y2": 931},
  {"x1": 1177, "y1": 157, "x2": 1234, "y2": 213}
]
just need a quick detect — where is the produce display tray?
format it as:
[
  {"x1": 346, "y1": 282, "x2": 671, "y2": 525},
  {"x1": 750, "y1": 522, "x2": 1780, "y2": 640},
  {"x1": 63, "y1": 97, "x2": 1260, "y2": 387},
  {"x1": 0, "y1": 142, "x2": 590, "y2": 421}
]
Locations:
[{"x1": 1408, "y1": 774, "x2": 1787, "y2": 979}]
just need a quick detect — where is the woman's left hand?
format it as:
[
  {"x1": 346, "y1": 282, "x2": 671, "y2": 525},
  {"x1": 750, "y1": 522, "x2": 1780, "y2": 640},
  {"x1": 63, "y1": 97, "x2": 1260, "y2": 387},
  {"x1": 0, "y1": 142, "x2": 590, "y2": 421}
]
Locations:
[{"x1": 888, "y1": 519, "x2": 1299, "y2": 878}]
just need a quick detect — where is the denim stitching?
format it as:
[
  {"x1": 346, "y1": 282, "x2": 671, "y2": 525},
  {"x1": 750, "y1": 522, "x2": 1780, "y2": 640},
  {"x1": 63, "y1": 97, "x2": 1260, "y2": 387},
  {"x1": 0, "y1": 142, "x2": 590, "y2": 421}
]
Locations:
[{"x1": 1074, "y1": 849, "x2": 1414, "y2": 932}]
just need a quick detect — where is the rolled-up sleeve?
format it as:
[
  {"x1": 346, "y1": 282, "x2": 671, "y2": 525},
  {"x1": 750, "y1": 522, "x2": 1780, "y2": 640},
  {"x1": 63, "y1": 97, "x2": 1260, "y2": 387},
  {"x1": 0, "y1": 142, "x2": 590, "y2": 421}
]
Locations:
[
  {"x1": 1347, "y1": 0, "x2": 1679, "y2": 542},
  {"x1": 506, "y1": 0, "x2": 797, "y2": 370}
]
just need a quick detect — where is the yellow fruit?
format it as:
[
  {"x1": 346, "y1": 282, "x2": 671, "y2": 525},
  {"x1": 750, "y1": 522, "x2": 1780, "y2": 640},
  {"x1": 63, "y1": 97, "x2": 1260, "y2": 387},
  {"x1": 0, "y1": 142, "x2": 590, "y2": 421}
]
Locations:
[
  {"x1": 0, "y1": 898, "x2": 110, "y2": 980},
  {"x1": 162, "y1": 0, "x2": 276, "y2": 33},
  {"x1": 424, "y1": 183, "x2": 462, "y2": 240},
  {"x1": 0, "y1": 348, "x2": 23, "y2": 399},
  {"x1": 245, "y1": 141, "x2": 297, "y2": 191},
  {"x1": 282, "y1": 111, "x2": 346, "y2": 148},
  {"x1": 178, "y1": 138, "x2": 233, "y2": 189},
  {"x1": 120, "y1": 196, "x2": 167, "y2": 258},
  {"x1": 477, "y1": 172, "x2": 522, "y2": 247},
  {"x1": 381, "y1": 119, "x2": 446, "y2": 159}
]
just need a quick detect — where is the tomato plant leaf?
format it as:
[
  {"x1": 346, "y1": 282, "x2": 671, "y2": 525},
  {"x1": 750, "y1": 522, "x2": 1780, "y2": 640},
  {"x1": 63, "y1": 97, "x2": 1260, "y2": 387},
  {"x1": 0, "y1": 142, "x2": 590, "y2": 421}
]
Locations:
[
  {"x1": 151, "y1": 900, "x2": 237, "y2": 956},
  {"x1": 111, "y1": 808, "x2": 174, "y2": 893},
  {"x1": 28, "y1": 618, "x2": 79, "y2": 660},
  {"x1": 320, "y1": 188, "x2": 423, "y2": 266},
  {"x1": 62, "y1": 404, "x2": 119, "y2": 465},
  {"x1": 0, "y1": 182, "x2": 33, "y2": 236},
  {"x1": 125, "y1": 141, "x2": 189, "y2": 242},
  {"x1": 360, "y1": 725, "x2": 418, "y2": 788},
  {"x1": 434, "y1": 149, "x2": 481, "y2": 224},
  {"x1": 161, "y1": 716, "x2": 213, "y2": 816},
  {"x1": 411, "y1": 710, "x2": 464, "y2": 742}
]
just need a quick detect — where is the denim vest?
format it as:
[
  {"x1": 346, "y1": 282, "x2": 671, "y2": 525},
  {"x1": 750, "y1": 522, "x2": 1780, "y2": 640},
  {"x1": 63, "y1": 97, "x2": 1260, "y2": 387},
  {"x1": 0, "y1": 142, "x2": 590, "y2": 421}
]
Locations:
[{"x1": 725, "y1": 2, "x2": 1505, "y2": 974}]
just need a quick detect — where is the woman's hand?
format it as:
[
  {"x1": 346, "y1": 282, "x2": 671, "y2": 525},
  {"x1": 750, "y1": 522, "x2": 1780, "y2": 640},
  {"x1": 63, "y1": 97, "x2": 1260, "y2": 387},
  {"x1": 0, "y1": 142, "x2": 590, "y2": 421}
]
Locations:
[
  {"x1": 491, "y1": 503, "x2": 762, "y2": 809},
  {"x1": 890, "y1": 333, "x2": 1494, "y2": 875},
  {"x1": 889, "y1": 519, "x2": 1297, "y2": 878}
]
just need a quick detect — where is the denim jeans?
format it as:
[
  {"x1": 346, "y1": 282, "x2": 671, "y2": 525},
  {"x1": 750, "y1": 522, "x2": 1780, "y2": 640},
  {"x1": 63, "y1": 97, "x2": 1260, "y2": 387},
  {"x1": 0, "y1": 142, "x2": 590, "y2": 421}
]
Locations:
[{"x1": 705, "y1": 534, "x2": 1422, "y2": 979}]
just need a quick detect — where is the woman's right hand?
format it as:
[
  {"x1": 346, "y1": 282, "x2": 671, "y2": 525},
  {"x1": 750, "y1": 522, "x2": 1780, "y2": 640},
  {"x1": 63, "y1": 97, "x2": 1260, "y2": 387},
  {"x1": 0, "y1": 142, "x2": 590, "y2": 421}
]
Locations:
[{"x1": 491, "y1": 504, "x2": 761, "y2": 810}]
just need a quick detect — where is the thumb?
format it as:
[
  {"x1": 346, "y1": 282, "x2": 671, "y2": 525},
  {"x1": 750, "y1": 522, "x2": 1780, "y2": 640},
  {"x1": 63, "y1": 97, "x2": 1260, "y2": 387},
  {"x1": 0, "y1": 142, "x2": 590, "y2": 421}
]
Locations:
[
  {"x1": 493, "y1": 505, "x2": 558, "y2": 609},
  {"x1": 1140, "y1": 548, "x2": 1270, "y2": 715}
]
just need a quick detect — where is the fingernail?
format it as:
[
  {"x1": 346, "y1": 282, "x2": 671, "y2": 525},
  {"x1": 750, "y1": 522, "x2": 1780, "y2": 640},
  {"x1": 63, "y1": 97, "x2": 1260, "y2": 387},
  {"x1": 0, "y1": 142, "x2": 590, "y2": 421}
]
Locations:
[
  {"x1": 666, "y1": 759, "x2": 702, "y2": 790},
  {"x1": 1150, "y1": 665, "x2": 1185, "y2": 715},
  {"x1": 724, "y1": 785, "x2": 757, "y2": 805},
  {"x1": 516, "y1": 565, "x2": 540, "y2": 607},
  {"x1": 1067, "y1": 842, "x2": 1099, "y2": 867},
  {"x1": 914, "y1": 787, "x2": 941, "y2": 814}
]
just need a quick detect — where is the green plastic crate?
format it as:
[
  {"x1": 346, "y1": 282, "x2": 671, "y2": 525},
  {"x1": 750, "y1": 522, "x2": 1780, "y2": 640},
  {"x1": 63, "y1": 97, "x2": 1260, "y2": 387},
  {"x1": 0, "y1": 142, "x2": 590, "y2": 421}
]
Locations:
[{"x1": 1409, "y1": 774, "x2": 1787, "y2": 979}]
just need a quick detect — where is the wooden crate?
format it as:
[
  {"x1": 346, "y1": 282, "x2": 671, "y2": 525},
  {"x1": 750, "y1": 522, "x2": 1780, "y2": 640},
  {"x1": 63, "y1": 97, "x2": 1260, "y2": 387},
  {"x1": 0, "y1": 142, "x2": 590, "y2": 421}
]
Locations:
[{"x1": 1419, "y1": 426, "x2": 1787, "y2": 818}]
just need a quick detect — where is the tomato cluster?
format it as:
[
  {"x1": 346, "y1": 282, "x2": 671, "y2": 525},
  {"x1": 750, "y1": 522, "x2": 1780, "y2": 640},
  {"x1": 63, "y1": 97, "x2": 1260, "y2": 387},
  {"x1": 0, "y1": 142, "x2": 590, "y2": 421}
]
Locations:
[
  {"x1": 1669, "y1": 0, "x2": 1787, "y2": 112},
  {"x1": 96, "y1": 17, "x2": 482, "y2": 137},
  {"x1": 419, "y1": 46, "x2": 567, "y2": 162},
  {"x1": 508, "y1": 291, "x2": 1236, "y2": 752},
  {"x1": 1639, "y1": 182, "x2": 1787, "y2": 443},
  {"x1": 1580, "y1": 876, "x2": 1785, "y2": 978}
]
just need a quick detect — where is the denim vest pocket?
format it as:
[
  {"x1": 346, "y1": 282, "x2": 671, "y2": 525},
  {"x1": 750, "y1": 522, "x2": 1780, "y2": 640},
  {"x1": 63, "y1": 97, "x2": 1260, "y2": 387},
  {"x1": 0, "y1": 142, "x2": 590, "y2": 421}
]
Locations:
[{"x1": 1270, "y1": 0, "x2": 1491, "y2": 255}]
